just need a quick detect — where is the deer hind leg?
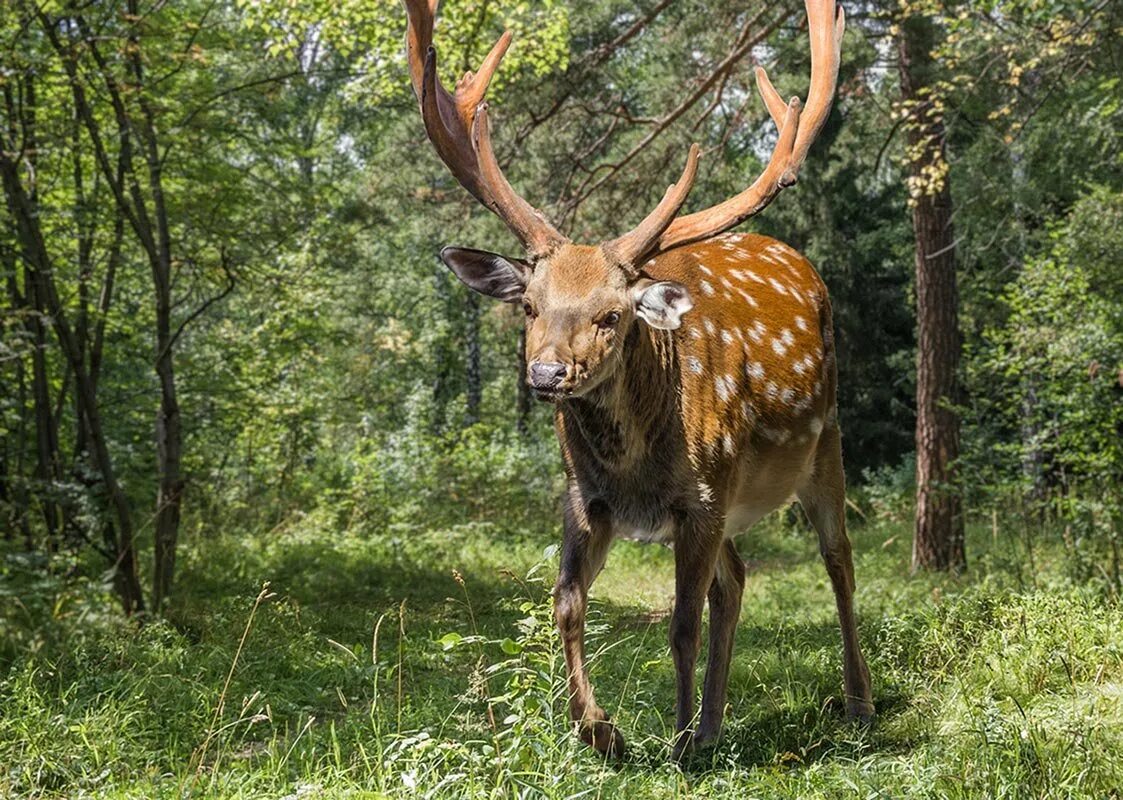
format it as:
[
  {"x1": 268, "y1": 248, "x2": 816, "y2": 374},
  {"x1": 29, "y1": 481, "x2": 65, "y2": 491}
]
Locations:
[
  {"x1": 797, "y1": 425, "x2": 875, "y2": 720},
  {"x1": 695, "y1": 538, "x2": 746, "y2": 748},
  {"x1": 553, "y1": 495, "x2": 622, "y2": 757},
  {"x1": 669, "y1": 516, "x2": 723, "y2": 760}
]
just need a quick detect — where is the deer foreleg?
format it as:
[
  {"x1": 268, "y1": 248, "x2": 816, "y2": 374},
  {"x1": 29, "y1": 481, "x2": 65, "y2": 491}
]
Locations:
[
  {"x1": 669, "y1": 513, "x2": 723, "y2": 760},
  {"x1": 696, "y1": 539, "x2": 746, "y2": 746},
  {"x1": 554, "y1": 493, "x2": 622, "y2": 756}
]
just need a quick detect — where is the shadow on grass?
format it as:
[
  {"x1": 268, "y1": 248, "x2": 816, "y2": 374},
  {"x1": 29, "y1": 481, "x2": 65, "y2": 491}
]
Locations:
[
  {"x1": 167, "y1": 523, "x2": 919, "y2": 775},
  {"x1": 599, "y1": 614, "x2": 918, "y2": 774}
]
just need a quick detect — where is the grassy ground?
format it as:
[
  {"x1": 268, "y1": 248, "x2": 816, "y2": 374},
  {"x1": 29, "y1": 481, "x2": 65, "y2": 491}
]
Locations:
[{"x1": 2, "y1": 507, "x2": 1123, "y2": 799}]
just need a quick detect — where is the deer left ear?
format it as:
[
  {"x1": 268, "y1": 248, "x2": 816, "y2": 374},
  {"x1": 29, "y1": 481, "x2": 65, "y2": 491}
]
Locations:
[
  {"x1": 632, "y1": 280, "x2": 693, "y2": 330},
  {"x1": 440, "y1": 246, "x2": 530, "y2": 303}
]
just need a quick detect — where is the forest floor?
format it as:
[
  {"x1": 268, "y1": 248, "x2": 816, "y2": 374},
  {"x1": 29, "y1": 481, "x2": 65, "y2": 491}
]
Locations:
[{"x1": 3, "y1": 508, "x2": 1123, "y2": 799}]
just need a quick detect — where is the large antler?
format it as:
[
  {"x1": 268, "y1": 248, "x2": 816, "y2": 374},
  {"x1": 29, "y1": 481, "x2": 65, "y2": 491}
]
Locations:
[
  {"x1": 642, "y1": 0, "x2": 845, "y2": 256},
  {"x1": 403, "y1": 0, "x2": 568, "y2": 260}
]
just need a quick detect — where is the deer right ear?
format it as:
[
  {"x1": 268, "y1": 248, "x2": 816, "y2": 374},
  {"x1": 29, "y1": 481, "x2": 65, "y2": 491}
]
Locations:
[
  {"x1": 633, "y1": 280, "x2": 694, "y2": 330},
  {"x1": 440, "y1": 247, "x2": 529, "y2": 303}
]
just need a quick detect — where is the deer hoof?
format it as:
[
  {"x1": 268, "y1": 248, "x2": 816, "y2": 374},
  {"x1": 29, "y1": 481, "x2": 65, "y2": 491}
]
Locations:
[
  {"x1": 692, "y1": 727, "x2": 722, "y2": 751},
  {"x1": 670, "y1": 729, "x2": 695, "y2": 762},
  {"x1": 846, "y1": 699, "x2": 876, "y2": 724},
  {"x1": 580, "y1": 718, "x2": 625, "y2": 759}
]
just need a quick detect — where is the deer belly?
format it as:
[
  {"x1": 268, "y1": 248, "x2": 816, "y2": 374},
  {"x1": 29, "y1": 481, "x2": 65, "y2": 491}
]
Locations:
[
  {"x1": 722, "y1": 504, "x2": 773, "y2": 539},
  {"x1": 612, "y1": 517, "x2": 675, "y2": 543}
]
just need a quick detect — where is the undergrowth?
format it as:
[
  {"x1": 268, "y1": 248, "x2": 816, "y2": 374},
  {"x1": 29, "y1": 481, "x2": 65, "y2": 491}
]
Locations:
[{"x1": 2, "y1": 511, "x2": 1122, "y2": 799}]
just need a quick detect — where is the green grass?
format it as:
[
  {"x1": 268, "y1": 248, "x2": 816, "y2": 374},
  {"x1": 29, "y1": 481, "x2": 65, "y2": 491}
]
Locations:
[{"x1": 3, "y1": 507, "x2": 1123, "y2": 799}]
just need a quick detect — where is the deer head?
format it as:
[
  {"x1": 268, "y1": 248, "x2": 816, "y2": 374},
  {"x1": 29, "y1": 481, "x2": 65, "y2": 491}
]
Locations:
[{"x1": 403, "y1": 0, "x2": 844, "y2": 399}]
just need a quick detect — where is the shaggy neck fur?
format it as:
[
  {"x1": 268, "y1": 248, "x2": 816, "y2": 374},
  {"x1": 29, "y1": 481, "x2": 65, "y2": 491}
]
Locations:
[{"x1": 558, "y1": 324, "x2": 681, "y2": 473}]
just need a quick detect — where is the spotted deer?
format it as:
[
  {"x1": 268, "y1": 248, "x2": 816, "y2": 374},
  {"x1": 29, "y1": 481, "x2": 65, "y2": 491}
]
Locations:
[{"x1": 403, "y1": 0, "x2": 874, "y2": 759}]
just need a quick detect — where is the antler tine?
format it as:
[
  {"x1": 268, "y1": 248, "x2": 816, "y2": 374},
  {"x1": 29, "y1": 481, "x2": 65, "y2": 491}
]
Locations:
[
  {"x1": 403, "y1": 0, "x2": 568, "y2": 259},
  {"x1": 403, "y1": 0, "x2": 438, "y2": 99},
  {"x1": 419, "y1": 47, "x2": 488, "y2": 204},
  {"x1": 789, "y1": 0, "x2": 844, "y2": 180},
  {"x1": 603, "y1": 144, "x2": 702, "y2": 268},
  {"x1": 657, "y1": 99, "x2": 801, "y2": 252},
  {"x1": 475, "y1": 104, "x2": 569, "y2": 259},
  {"x1": 455, "y1": 31, "x2": 511, "y2": 121},
  {"x1": 647, "y1": 0, "x2": 842, "y2": 254},
  {"x1": 754, "y1": 65, "x2": 787, "y2": 130}
]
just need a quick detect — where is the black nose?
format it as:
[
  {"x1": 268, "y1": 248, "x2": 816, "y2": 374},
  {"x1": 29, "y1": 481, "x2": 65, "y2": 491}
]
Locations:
[{"x1": 529, "y1": 361, "x2": 567, "y2": 390}]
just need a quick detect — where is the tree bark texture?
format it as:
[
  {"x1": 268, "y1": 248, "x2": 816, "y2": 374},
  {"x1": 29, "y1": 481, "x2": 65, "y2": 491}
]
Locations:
[{"x1": 898, "y1": 14, "x2": 966, "y2": 572}]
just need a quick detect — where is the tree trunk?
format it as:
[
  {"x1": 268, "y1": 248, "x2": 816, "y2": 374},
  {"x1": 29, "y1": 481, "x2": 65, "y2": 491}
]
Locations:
[
  {"x1": 465, "y1": 291, "x2": 482, "y2": 426},
  {"x1": 516, "y1": 326, "x2": 531, "y2": 436},
  {"x1": 25, "y1": 264, "x2": 64, "y2": 546},
  {"x1": 431, "y1": 266, "x2": 454, "y2": 433},
  {"x1": 3, "y1": 265, "x2": 34, "y2": 549},
  {"x1": 898, "y1": 14, "x2": 965, "y2": 573},
  {"x1": 1, "y1": 155, "x2": 146, "y2": 612}
]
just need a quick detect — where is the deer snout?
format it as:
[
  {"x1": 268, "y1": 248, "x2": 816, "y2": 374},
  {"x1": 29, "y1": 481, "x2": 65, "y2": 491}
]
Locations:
[{"x1": 528, "y1": 360, "x2": 568, "y2": 391}]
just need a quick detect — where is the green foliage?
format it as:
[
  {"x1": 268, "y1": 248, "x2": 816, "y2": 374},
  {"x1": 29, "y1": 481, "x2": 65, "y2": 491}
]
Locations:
[{"x1": 965, "y1": 191, "x2": 1123, "y2": 493}]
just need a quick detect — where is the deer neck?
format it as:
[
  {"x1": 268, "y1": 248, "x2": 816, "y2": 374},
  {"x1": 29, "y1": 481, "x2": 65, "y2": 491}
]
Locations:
[{"x1": 558, "y1": 326, "x2": 679, "y2": 468}]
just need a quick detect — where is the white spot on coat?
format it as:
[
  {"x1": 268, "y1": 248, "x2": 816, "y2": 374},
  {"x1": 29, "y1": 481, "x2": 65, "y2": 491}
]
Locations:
[
  {"x1": 699, "y1": 279, "x2": 715, "y2": 296},
  {"x1": 715, "y1": 374, "x2": 736, "y2": 402},
  {"x1": 687, "y1": 356, "x2": 703, "y2": 374}
]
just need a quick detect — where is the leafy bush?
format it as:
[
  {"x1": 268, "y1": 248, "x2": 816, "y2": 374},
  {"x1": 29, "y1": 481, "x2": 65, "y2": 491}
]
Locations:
[{"x1": 963, "y1": 188, "x2": 1123, "y2": 588}]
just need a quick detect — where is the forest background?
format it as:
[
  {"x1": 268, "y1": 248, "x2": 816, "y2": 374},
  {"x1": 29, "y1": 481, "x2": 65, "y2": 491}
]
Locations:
[{"x1": 1, "y1": 0, "x2": 1122, "y2": 797}]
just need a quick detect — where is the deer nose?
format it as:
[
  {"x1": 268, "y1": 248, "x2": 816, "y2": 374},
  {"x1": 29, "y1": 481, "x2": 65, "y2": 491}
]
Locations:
[{"x1": 529, "y1": 361, "x2": 568, "y2": 390}]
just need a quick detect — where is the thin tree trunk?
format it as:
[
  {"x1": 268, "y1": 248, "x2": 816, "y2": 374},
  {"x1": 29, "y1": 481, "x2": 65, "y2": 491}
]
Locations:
[
  {"x1": 3, "y1": 263, "x2": 34, "y2": 548},
  {"x1": 12, "y1": 74, "x2": 65, "y2": 548},
  {"x1": 465, "y1": 292, "x2": 481, "y2": 426},
  {"x1": 124, "y1": 5, "x2": 184, "y2": 612},
  {"x1": 431, "y1": 266, "x2": 453, "y2": 433},
  {"x1": 1, "y1": 155, "x2": 146, "y2": 612},
  {"x1": 25, "y1": 265, "x2": 64, "y2": 545},
  {"x1": 516, "y1": 326, "x2": 531, "y2": 436},
  {"x1": 898, "y1": 14, "x2": 965, "y2": 573}
]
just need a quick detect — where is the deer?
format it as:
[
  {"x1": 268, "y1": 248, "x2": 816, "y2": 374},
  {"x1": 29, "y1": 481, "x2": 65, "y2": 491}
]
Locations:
[{"x1": 402, "y1": 0, "x2": 875, "y2": 760}]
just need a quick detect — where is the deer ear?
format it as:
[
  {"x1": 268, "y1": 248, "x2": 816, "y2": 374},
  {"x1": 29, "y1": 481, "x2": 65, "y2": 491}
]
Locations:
[
  {"x1": 633, "y1": 280, "x2": 693, "y2": 330},
  {"x1": 440, "y1": 246, "x2": 529, "y2": 303}
]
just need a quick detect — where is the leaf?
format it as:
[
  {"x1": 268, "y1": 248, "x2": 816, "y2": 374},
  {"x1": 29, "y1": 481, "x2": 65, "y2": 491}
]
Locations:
[{"x1": 437, "y1": 632, "x2": 462, "y2": 650}]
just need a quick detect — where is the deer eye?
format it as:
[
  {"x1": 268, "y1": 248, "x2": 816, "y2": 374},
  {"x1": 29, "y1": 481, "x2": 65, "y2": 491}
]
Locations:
[
  {"x1": 597, "y1": 311, "x2": 621, "y2": 329},
  {"x1": 523, "y1": 300, "x2": 537, "y2": 319}
]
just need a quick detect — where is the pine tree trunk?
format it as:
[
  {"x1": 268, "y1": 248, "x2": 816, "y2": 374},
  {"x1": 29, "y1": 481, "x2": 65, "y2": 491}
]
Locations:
[{"x1": 898, "y1": 14, "x2": 966, "y2": 572}]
